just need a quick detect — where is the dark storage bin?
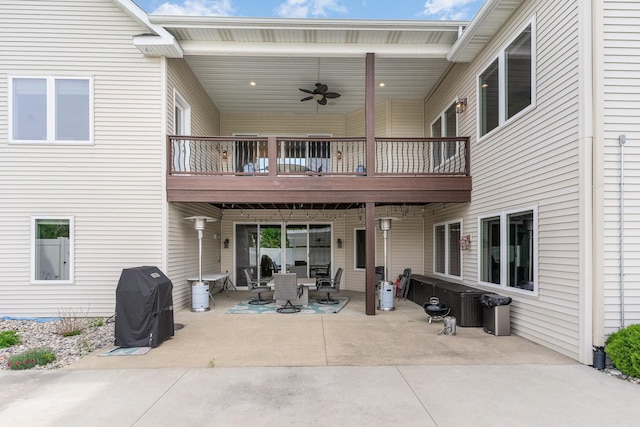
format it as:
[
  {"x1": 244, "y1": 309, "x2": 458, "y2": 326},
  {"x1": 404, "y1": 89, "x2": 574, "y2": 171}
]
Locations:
[
  {"x1": 480, "y1": 294, "x2": 512, "y2": 336},
  {"x1": 375, "y1": 266, "x2": 385, "y2": 284},
  {"x1": 115, "y1": 266, "x2": 174, "y2": 348},
  {"x1": 409, "y1": 275, "x2": 484, "y2": 327}
]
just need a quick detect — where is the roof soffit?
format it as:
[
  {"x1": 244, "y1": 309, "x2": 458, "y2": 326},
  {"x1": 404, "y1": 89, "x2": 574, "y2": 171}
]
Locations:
[{"x1": 112, "y1": 0, "x2": 183, "y2": 57}]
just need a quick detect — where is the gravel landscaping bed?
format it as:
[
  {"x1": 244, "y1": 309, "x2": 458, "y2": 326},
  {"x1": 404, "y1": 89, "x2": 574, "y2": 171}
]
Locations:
[{"x1": 1, "y1": 317, "x2": 115, "y2": 370}]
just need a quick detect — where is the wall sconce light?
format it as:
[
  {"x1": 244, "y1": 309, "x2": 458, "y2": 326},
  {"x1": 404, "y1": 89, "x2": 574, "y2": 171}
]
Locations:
[
  {"x1": 460, "y1": 234, "x2": 471, "y2": 250},
  {"x1": 455, "y1": 98, "x2": 467, "y2": 114},
  {"x1": 337, "y1": 238, "x2": 343, "y2": 249},
  {"x1": 337, "y1": 151, "x2": 342, "y2": 160},
  {"x1": 222, "y1": 150, "x2": 228, "y2": 160},
  {"x1": 223, "y1": 238, "x2": 230, "y2": 249}
]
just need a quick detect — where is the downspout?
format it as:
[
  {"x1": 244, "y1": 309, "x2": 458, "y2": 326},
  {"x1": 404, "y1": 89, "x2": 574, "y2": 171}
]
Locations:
[{"x1": 619, "y1": 134, "x2": 626, "y2": 328}]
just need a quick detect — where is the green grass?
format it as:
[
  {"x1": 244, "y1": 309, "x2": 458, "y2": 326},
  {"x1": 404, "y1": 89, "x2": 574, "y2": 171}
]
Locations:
[{"x1": 0, "y1": 330, "x2": 21, "y2": 348}]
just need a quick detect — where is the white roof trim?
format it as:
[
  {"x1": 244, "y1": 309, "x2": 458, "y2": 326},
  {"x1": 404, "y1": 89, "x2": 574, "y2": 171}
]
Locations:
[
  {"x1": 148, "y1": 15, "x2": 468, "y2": 32},
  {"x1": 447, "y1": 0, "x2": 524, "y2": 63},
  {"x1": 180, "y1": 41, "x2": 452, "y2": 58},
  {"x1": 112, "y1": 0, "x2": 183, "y2": 57}
]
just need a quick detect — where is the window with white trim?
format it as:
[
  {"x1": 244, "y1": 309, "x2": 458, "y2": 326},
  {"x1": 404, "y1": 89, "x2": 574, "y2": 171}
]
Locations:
[
  {"x1": 478, "y1": 207, "x2": 536, "y2": 292},
  {"x1": 434, "y1": 219, "x2": 462, "y2": 278},
  {"x1": 431, "y1": 102, "x2": 458, "y2": 168},
  {"x1": 10, "y1": 77, "x2": 92, "y2": 143},
  {"x1": 479, "y1": 20, "x2": 535, "y2": 137},
  {"x1": 32, "y1": 217, "x2": 74, "y2": 284}
]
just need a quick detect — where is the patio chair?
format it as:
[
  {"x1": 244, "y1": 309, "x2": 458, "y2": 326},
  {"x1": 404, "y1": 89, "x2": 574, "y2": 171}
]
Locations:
[
  {"x1": 316, "y1": 267, "x2": 343, "y2": 305},
  {"x1": 273, "y1": 273, "x2": 302, "y2": 313},
  {"x1": 396, "y1": 268, "x2": 412, "y2": 300},
  {"x1": 313, "y1": 262, "x2": 331, "y2": 279},
  {"x1": 244, "y1": 267, "x2": 271, "y2": 305}
]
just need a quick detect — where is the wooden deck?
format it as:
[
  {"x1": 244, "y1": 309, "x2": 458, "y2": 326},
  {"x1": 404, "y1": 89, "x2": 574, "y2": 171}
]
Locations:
[{"x1": 167, "y1": 136, "x2": 472, "y2": 205}]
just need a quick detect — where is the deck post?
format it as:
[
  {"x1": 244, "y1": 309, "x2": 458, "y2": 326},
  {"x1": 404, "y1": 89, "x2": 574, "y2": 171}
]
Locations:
[
  {"x1": 366, "y1": 202, "x2": 376, "y2": 315},
  {"x1": 365, "y1": 53, "x2": 376, "y2": 315}
]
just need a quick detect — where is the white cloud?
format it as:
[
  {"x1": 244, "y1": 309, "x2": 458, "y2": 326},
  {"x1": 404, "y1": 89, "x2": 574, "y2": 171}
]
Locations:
[
  {"x1": 422, "y1": 0, "x2": 478, "y2": 20},
  {"x1": 153, "y1": 0, "x2": 234, "y2": 16},
  {"x1": 276, "y1": 0, "x2": 348, "y2": 18}
]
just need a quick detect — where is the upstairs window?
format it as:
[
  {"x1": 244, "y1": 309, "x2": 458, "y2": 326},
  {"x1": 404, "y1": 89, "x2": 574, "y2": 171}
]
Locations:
[
  {"x1": 10, "y1": 77, "x2": 92, "y2": 144},
  {"x1": 431, "y1": 102, "x2": 458, "y2": 168},
  {"x1": 479, "y1": 20, "x2": 535, "y2": 137}
]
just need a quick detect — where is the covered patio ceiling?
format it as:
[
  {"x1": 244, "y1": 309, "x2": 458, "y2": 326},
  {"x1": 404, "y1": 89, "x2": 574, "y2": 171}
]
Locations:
[
  {"x1": 122, "y1": 0, "x2": 525, "y2": 116},
  {"x1": 146, "y1": 16, "x2": 467, "y2": 115}
]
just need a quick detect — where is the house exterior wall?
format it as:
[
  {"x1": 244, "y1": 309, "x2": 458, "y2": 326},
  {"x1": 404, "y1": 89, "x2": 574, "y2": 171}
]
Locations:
[
  {"x1": 423, "y1": 0, "x2": 585, "y2": 360},
  {"x1": 0, "y1": 0, "x2": 165, "y2": 317},
  {"x1": 165, "y1": 59, "x2": 222, "y2": 308},
  {"x1": 219, "y1": 206, "x2": 425, "y2": 293},
  {"x1": 599, "y1": 1, "x2": 640, "y2": 334},
  {"x1": 220, "y1": 113, "x2": 346, "y2": 136}
]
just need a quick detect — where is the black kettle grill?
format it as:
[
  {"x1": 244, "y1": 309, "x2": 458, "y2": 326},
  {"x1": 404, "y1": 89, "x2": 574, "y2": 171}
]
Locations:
[{"x1": 423, "y1": 297, "x2": 450, "y2": 323}]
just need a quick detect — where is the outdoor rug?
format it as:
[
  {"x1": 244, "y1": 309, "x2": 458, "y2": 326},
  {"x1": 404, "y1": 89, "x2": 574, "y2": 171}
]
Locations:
[
  {"x1": 100, "y1": 347, "x2": 152, "y2": 356},
  {"x1": 226, "y1": 297, "x2": 349, "y2": 314}
]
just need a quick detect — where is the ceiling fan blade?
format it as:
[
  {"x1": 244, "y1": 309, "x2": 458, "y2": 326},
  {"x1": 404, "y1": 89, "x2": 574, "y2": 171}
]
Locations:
[
  {"x1": 299, "y1": 88, "x2": 314, "y2": 94},
  {"x1": 317, "y1": 97, "x2": 328, "y2": 105},
  {"x1": 300, "y1": 96, "x2": 314, "y2": 102},
  {"x1": 317, "y1": 84, "x2": 328, "y2": 94},
  {"x1": 324, "y1": 92, "x2": 341, "y2": 99}
]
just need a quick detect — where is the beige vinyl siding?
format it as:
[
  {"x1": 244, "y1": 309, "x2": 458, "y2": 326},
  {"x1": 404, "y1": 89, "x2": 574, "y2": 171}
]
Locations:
[
  {"x1": 221, "y1": 113, "x2": 346, "y2": 136},
  {"x1": 167, "y1": 203, "x2": 221, "y2": 309},
  {"x1": 167, "y1": 58, "x2": 221, "y2": 137},
  {"x1": 343, "y1": 206, "x2": 426, "y2": 292},
  {"x1": 0, "y1": 0, "x2": 164, "y2": 316},
  {"x1": 389, "y1": 99, "x2": 425, "y2": 137},
  {"x1": 165, "y1": 60, "x2": 222, "y2": 308},
  {"x1": 601, "y1": 1, "x2": 640, "y2": 332},
  {"x1": 423, "y1": 0, "x2": 584, "y2": 359},
  {"x1": 221, "y1": 100, "x2": 419, "y2": 138},
  {"x1": 346, "y1": 109, "x2": 365, "y2": 136}
]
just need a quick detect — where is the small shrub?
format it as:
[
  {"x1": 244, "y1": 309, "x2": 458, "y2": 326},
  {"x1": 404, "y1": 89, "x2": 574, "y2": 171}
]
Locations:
[
  {"x1": 0, "y1": 330, "x2": 21, "y2": 348},
  {"x1": 605, "y1": 324, "x2": 640, "y2": 378},
  {"x1": 56, "y1": 307, "x2": 88, "y2": 337},
  {"x1": 7, "y1": 347, "x2": 56, "y2": 370},
  {"x1": 88, "y1": 317, "x2": 104, "y2": 328}
]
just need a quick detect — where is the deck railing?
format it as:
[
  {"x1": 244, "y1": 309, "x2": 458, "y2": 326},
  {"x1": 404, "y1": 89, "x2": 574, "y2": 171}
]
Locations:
[{"x1": 168, "y1": 136, "x2": 470, "y2": 176}]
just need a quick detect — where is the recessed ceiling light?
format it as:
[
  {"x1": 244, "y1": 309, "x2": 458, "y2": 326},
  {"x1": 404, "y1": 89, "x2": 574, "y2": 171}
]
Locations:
[
  {"x1": 249, "y1": 81, "x2": 256, "y2": 86},
  {"x1": 378, "y1": 82, "x2": 385, "y2": 87}
]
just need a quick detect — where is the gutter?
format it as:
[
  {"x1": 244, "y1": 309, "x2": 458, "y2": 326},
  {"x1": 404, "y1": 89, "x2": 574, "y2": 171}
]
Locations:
[{"x1": 447, "y1": 0, "x2": 525, "y2": 63}]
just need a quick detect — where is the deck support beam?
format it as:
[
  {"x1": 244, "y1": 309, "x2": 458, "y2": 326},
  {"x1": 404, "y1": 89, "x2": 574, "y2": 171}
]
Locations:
[
  {"x1": 365, "y1": 52, "x2": 376, "y2": 315},
  {"x1": 366, "y1": 202, "x2": 376, "y2": 315}
]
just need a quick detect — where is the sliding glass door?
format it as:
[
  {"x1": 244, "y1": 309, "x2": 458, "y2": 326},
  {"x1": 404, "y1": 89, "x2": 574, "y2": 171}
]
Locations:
[{"x1": 236, "y1": 222, "x2": 332, "y2": 286}]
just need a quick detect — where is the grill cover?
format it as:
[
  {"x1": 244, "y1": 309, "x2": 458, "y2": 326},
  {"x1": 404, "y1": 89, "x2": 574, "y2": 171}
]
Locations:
[{"x1": 115, "y1": 266, "x2": 174, "y2": 348}]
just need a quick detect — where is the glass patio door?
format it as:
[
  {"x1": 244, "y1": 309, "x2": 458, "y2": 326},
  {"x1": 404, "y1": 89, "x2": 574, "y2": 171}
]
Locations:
[
  {"x1": 236, "y1": 223, "x2": 331, "y2": 286},
  {"x1": 309, "y1": 224, "x2": 331, "y2": 279}
]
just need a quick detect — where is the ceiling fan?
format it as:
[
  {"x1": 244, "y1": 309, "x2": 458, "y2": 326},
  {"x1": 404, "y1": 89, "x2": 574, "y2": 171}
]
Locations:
[{"x1": 299, "y1": 83, "x2": 341, "y2": 105}]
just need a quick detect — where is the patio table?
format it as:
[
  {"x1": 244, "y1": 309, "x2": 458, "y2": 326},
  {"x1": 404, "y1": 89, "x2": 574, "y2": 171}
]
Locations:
[
  {"x1": 187, "y1": 272, "x2": 236, "y2": 298},
  {"x1": 267, "y1": 277, "x2": 316, "y2": 307}
]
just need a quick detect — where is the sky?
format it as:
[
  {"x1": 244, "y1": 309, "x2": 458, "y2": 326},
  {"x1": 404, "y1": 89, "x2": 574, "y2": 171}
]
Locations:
[{"x1": 132, "y1": 0, "x2": 485, "y2": 21}]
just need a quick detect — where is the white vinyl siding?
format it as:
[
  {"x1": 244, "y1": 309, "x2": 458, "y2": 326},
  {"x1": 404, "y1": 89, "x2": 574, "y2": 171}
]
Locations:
[
  {"x1": 424, "y1": 0, "x2": 583, "y2": 360},
  {"x1": 600, "y1": 1, "x2": 640, "y2": 333},
  {"x1": 0, "y1": 0, "x2": 164, "y2": 316}
]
